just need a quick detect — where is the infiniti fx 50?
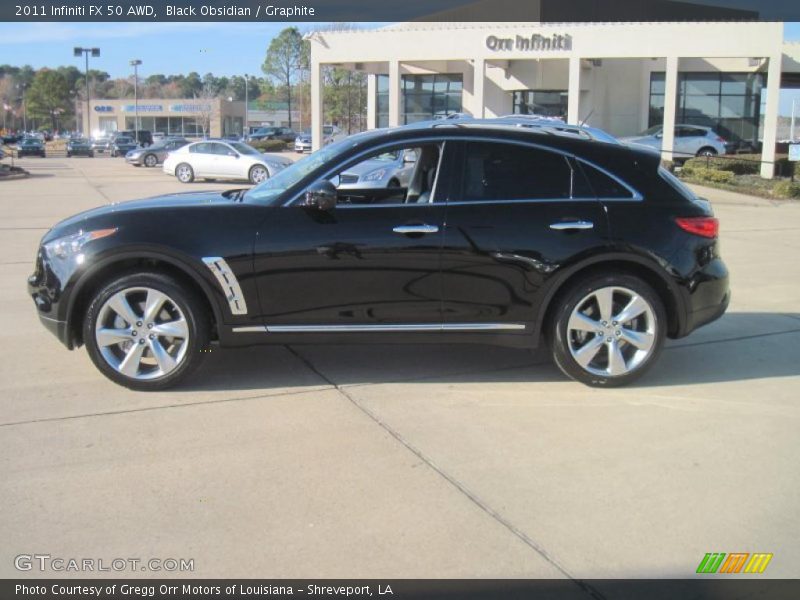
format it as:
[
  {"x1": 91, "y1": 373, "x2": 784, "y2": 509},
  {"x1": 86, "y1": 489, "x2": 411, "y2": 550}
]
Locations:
[{"x1": 28, "y1": 119, "x2": 729, "y2": 390}]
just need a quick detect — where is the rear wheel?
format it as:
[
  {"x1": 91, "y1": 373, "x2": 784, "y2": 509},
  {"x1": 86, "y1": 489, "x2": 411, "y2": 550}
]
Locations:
[
  {"x1": 549, "y1": 273, "x2": 666, "y2": 387},
  {"x1": 249, "y1": 165, "x2": 268, "y2": 184},
  {"x1": 696, "y1": 146, "x2": 718, "y2": 157},
  {"x1": 176, "y1": 163, "x2": 194, "y2": 183},
  {"x1": 83, "y1": 272, "x2": 209, "y2": 391},
  {"x1": 144, "y1": 153, "x2": 157, "y2": 167}
]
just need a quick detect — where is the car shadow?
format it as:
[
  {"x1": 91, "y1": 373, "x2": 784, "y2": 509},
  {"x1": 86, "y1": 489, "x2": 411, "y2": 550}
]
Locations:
[{"x1": 181, "y1": 312, "x2": 800, "y2": 392}]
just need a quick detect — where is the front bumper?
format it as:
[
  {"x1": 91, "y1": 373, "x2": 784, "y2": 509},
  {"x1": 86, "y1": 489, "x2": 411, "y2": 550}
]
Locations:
[{"x1": 126, "y1": 155, "x2": 144, "y2": 165}]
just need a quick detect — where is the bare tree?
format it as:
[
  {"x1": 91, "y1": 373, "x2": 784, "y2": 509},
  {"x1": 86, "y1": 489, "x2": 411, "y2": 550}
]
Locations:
[{"x1": 194, "y1": 81, "x2": 218, "y2": 138}]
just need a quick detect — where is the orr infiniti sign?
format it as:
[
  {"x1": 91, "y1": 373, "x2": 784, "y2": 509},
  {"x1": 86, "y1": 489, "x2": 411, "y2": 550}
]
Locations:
[{"x1": 486, "y1": 33, "x2": 572, "y2": 51}]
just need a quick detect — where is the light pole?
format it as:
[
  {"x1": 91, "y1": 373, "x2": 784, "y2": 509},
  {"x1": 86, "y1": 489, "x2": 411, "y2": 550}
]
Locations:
[
  {"x1": 130, "y1": 59, "x2": 142, "y2": 144},
  {"x1": 244, "y1": 74, "x2": 249, "y2": 138},
  {"x1": 791, "y1": 97, "x2": 797, "y2": 142},
  {"x1": 16, "y1": 83, "x2": 27, "y2": 132},
  {"x1": 74, "y1": 47, "x2": 100, "y2": 137}
]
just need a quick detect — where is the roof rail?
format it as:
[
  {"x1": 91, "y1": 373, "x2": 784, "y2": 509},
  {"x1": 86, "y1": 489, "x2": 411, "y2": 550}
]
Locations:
[{"x1": 425, "y1": 116, "x2": 620, "y2": 144}]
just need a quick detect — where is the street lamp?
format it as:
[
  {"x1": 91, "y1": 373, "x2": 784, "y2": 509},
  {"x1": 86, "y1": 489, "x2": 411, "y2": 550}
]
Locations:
[
  {"x1": 244, "y1": 73, "x2": 249, "y2": 138},
  {"x1": 74, "y1": 47, "x2": 100, "y2": 137},
  {"x1": 130, "y1": 59, "x2": 142, "y2": 144},
  {"x1": 16, "y1": 83, "x2": 27, "y2": 132}
]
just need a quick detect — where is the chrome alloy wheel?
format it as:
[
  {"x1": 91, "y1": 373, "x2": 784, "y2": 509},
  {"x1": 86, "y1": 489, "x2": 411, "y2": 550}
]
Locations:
[
  {"x1": 94, "y1": 287, "x2": 189, "y2": 380},
  {"x1": 566, "y1": 286, "x2": 656, "y2": 378},
  {"x1": 176, "y1": 164, "x2": 193, "y2": 182},
  {"x1": 250, "y1": 165, "x2": 268, "y2": 184}
]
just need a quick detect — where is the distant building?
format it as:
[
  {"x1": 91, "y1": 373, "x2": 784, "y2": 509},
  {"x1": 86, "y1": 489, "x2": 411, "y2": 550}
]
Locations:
[
  {"x1": 87, "y1": 98, "x2": 245, "y2": 138},
  {"x1": 246, "y1": 100, "x2": 302, "y2": 131}
]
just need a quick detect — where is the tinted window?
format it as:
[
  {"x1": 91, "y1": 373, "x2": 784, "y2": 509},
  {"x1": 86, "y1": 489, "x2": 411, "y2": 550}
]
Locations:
[
  {"x1": 190, "y1": 143, "x2": 212, "y2": 154},
  {"x1": 461, "y1": 142, "x2": 572, "y2": 201},
  {"x1": 210, "y1": 143, "x2": 234, "y2": 155},
  {"x1": 578, "y1": 161, "x2": 634, "y2": 199}
]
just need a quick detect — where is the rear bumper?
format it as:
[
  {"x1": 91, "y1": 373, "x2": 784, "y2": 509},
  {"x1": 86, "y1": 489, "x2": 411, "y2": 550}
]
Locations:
[{"x1": 679, "y1": 257, "x2": 730, "y2": 336}]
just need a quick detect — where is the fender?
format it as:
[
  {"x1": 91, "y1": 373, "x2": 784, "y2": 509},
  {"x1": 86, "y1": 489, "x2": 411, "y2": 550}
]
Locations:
[
  {"x1": 532, "y1": 249, "x2": 689, "y2": 341},
  {"x1": 64, "y1": 246, "x2": 228, "y2": 348}
]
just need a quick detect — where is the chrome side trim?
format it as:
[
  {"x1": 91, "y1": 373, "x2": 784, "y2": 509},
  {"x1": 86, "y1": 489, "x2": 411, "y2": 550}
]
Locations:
[
  {"x1": 232, "y1": 323, "x2": 526, "y2": 333},
  {"x1": 202, "y1": 257, "x2": 248, "y2": 316},
  {"x1": 232, "y1": 325, "x2": 267, "y2": 333},
  {"x1": 392, "y1": 224, "x2": 439, "y2": 234},
  {"x1": 549, "y1": 220, "x2": 594, "y2": 231}
]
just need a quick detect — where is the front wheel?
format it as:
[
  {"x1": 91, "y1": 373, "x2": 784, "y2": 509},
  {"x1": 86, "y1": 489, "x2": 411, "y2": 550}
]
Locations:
[
  {"x1": 549, "y1": 274, "x2": 666, "y2": 387},
  {"x1": 83, "y1": 272, "x2": 210, "y2": 391},
  {"x1": 144, "y1": 153, "x2": 157, "y2": 167},
  {"x1": 175, "y1": 163, "x2": 194, "y2": 183},
  {"x1": 249, "y1": 165, "x2": 268, "y2": 184}
]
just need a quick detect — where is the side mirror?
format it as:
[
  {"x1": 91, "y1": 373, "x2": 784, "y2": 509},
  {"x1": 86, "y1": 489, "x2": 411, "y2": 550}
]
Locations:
[
  {"x1": 304, "y1": 180, "x2": 337, "y2": 211},
  {"x1": 654, "y1": 133, "x2": 663, "y2": 139},
  {"x1": 403, "y1": 152, "x2": 417, "y2": 164}
]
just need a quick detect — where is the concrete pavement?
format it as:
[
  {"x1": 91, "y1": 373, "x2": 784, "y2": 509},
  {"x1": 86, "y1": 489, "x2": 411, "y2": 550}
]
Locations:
[{"x1": 0, "y1": 156, "x2": 797, "y2": 583}]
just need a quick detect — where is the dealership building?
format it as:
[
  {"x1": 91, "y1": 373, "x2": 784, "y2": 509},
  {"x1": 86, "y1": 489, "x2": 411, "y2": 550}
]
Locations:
[
  {"x1": 86, "y1": 97, "x2": 246, "y2": 138},
  {"x1": 307, "y1": 21, "x2": 800, "y2": 177}
]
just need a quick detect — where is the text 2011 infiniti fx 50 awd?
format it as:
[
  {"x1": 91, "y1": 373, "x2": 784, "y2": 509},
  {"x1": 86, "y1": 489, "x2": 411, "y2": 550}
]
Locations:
[{"x1": 28, "y1": 119, "x2": 729, "y2": 390}]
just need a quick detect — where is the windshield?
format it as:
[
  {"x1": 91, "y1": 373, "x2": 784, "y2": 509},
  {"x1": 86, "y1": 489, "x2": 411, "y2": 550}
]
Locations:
[
  {"x1": 116, "y1": 137, "x2": 133, "y2": 143},
  {"x1": 229, "y1": 142, "x2": 260, "y2": 156},
  {"x1": 245, "y1": 139, "x2": 351, "y2": 204}
]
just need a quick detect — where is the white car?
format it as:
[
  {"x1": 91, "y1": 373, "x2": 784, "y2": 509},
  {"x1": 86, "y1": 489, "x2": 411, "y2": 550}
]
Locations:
[
  {"x1": 294, "y1": 125, "x2": 345, "y2": 153},
  {"x1": 163, "y1": 140, "x2": 293, "y2": 184},
  {"x1": 620, "y1": 124, "x2": 728, "y2": 160}
]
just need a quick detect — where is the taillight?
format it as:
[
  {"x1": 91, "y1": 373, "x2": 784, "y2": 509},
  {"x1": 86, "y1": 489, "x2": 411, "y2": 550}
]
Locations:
[
  {"x1": 715, "y1": 136, "x2": 726, "y2": 143},
  {"x1": 675, "y1": 216, "x2": 719, "y2": 238}
]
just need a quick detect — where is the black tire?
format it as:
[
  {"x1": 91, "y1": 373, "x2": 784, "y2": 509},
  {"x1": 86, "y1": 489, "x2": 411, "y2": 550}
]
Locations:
[
  {"x1": 144, "y1": 154, "x2": 157, "y2": 168},
  {"x1": 548, "y1": 273, "x2": 666, "y2": 387},
  {"x1": 249, "y1": 165, "x2": 268, "y2": 184},
  {"x1": 83, "y1": 272, "x2": 210, "y2": 391},
  {"x1": 388, "y1": 178, "x2": 400, "y2": 188},
  {"x1": 175, "y1": 163, "x2": 194, "y2": 183},
  {"x1": 696, "y1": 146, "x2": 718, "y2": 157}
]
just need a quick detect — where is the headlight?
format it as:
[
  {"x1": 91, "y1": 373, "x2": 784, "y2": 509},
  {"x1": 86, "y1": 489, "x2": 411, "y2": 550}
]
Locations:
[
  {"x1": 362, "y1": 168, "x2": 387, "y2": 182},
  {"x1": 44, "y1": 228, "x2": 117, "y2": 260}
]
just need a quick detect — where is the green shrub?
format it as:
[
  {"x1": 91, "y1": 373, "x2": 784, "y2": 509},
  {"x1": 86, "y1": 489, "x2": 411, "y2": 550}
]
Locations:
[
  {"x1": 249, "y1": 139, "x2": 288, "y2": 152},
  {"x1": 773, "y1": 180, "x2": 800, "y2": 199},
  {"x1": 685, "y1": 167, "x2": 735, "y2": 184}
]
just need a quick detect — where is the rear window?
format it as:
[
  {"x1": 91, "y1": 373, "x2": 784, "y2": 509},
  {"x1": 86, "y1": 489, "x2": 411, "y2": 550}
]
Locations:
[
  {"x1": 578, "y1": 161, "x2": 635, "y2": 199},
  {"x1": 659, "y1": 166, "x2": 697, "y2": 201}
]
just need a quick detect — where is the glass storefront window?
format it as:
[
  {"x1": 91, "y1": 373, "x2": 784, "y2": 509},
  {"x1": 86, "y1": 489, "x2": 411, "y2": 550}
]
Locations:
[
  {"x1": 648, "y1": 71, "x2": 765, "y2": 149},
  {"x1": 512, "y1": 90, "x2": 568, "y2": 118},
  {"x1": 375, "y1": 73, "x2": 463, "y2": 127}
]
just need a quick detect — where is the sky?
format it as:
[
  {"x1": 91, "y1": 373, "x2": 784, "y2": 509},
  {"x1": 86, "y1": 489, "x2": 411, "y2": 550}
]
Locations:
[{"x1": 1, "y1": 21, "x2": 799, "y2": 114}]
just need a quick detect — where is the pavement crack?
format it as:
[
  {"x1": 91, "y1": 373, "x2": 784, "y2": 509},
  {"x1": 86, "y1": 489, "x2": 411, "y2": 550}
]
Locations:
[
  {"x1": 0, "y1": 386, "x2": 333, "y2": 428},
  {"x1": 665, "y1": 327, "x2": 800, "y2": 350},
  {"x1": 284, "y1": 344, "x2": 607, "y2": 600}
]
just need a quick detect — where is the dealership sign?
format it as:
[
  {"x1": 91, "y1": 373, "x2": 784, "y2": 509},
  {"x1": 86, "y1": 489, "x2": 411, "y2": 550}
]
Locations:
[
  {"x1": 94, "y1": 105, "x2": 114, "y2": 112},
  {"x1": 169, "y1": 104, "x2": 212, "y2": 113},
  {"x1": 121, "y1": 104, "x2": 163, "y2": 113},
  {"x1": 486, "y1": 33, "x2": 572, "y2": 51}
]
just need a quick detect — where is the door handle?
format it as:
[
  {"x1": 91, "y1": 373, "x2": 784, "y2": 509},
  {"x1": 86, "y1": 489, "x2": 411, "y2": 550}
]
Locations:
[
  {"x1": 393, "y1": 224, "x2": 439, "y2": 235},
  {"x1": 549, "y1": 220, "x2": 594, "y2": 231}
]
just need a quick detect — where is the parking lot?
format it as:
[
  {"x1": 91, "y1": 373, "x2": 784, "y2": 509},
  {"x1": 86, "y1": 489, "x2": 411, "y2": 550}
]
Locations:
[{"x1": 0, "y1": 155, "x2": 798, "y2": 584}]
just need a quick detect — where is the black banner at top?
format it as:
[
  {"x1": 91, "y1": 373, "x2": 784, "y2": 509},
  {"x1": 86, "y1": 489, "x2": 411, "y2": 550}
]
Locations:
[{"x1": 3, "y1": 0, "x2": 800, "y2": 22}]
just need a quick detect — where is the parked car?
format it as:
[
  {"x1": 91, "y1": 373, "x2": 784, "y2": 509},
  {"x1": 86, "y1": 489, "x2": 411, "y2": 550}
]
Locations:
[
  {"x1": 90, "y1": 136, "x2": 113, "y2": 153},
  {"x1": 110, "y1": 136, "x2": 139, "y2": 157},
  {"x1": 17, "y1": 137, "x2": 46, "y2": 157},
  {"x1": 28, "y1": 119, "x2": 729, "y2": 390},
  {"x1": 294, "y1": 126, "x2": 344, "y2": 152},
  {"x1": 162, "y1": 140, "x2": 293, "y2": 184},
  {"x1": 620, "y1": 125, "x2": 728, "y2": 159},
  {"x1": 336, "y1": 148, "x2": 417, "y2": 196},
  {"x1": 2, "y1": 133, "x2": 22, "y2": 144},
  {"x1": 248, "y1": 126, "x2": 297, "y2": 143},
  {"x1": 66, "y1": 138, "x2": 94, "y2": 158},
  {"x1": 126, "y1": 137, "x2": 189, "y2": 167},
  {"x1": 113, "y1": 130, "x2": 153, "y2": 147}
]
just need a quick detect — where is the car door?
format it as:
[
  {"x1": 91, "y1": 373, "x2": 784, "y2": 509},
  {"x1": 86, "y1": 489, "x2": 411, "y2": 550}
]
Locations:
[
  {"x1": 212, "y1": 142, "x2": 244, "y2": 178},
  {"x1": 188, "y1": 142, "x2": 216, "y2": 176},
  {"x1": 251, "y1": 142, "x2": 449, "y2": 328},
  {"x1": 440, "y1": 140, "x2": 610, "y2": 331},
  {"x1": 675, "y1": 126, "x2": 701, "y2": 158}
]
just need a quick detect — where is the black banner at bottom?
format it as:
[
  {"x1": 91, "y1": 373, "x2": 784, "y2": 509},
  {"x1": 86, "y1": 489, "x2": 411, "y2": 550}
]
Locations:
[{"x1": 3, "y1": 579, "x2": 800, "y2": 600}]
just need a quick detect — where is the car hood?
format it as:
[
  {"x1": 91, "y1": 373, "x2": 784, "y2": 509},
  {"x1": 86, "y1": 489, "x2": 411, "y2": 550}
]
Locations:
[
  {"x1": 262, "y1": 153, "x2": 293, "y2": 167},
  {"x1": 49, "y1": 191, "x2": 234, "y2": 237},
  {"x1": 619, "y1": 135, "x2": 659, "y2": 145},
  {"x1": 341, "y1": 158, "x2": 398, "y2": 177}
]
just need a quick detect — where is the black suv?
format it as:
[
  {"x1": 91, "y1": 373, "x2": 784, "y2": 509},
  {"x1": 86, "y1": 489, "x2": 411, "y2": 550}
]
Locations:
[{"x1": 28, "y1": 119, "x2": 729, "y2": 390}]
